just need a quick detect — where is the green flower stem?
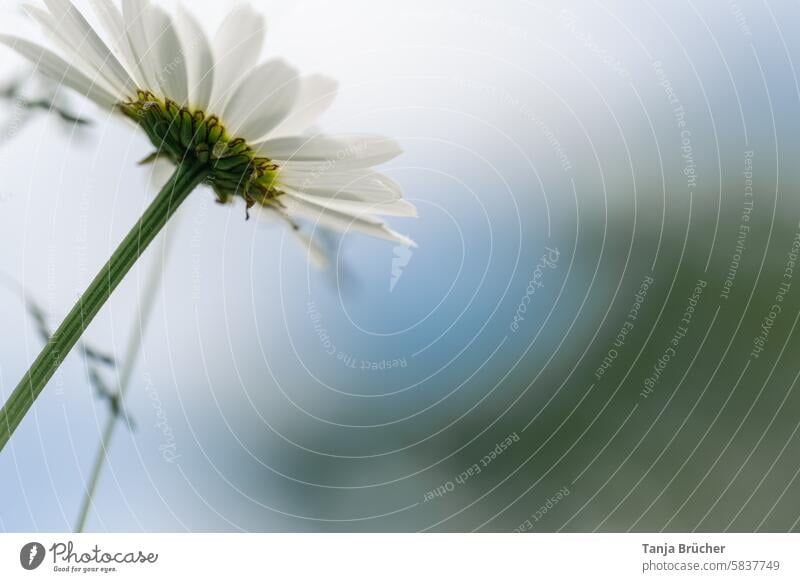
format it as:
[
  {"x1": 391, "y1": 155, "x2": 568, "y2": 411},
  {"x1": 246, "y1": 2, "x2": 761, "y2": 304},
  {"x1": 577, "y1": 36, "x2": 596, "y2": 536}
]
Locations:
[
  {"x1": 0, "y1": 160, "x2": 209, "y2": 452},
  {"x1": 75, "y1": 211, "x2": 181, "y2": 532}
]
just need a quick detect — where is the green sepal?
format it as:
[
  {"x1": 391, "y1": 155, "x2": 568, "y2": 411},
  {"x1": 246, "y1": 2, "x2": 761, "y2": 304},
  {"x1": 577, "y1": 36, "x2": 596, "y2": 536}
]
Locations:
[
  {"x1": 180, "y1": 110, "x2": 195, "y2": 149},
  {"x1": 214, "y1": 154, "x2": 252, "y2": 172}
]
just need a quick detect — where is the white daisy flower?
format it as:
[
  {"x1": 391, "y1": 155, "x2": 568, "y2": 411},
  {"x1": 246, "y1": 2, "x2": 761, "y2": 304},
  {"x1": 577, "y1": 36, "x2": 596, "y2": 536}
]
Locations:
[{"x1": 0, "y1": 0, "x2": 416, "y2": 260}]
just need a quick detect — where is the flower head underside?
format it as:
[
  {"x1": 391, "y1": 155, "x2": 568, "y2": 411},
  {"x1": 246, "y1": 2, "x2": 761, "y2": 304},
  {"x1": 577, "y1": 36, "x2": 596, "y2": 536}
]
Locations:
[{"x1": 0, "y1": 0, "x2": 417, "y2": 258}]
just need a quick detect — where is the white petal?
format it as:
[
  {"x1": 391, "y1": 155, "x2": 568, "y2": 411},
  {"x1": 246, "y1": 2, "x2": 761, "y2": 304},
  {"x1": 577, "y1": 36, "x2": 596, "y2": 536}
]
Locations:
[
  {"x1": 210, "y1": 2, "x2": 266, "y2": 107},
  {"x1": 281, "y1": 193, "x2": 416, "y2": 247},
  {"x1": 38, "y1": 0, "x2": 136, "y2": 99},
  {"x1": 266, "y1": 74, "x2": 338, "y2": 138},
  {"x1": 256, "y1": 135, "x2": 403, "y2": 169},
  {"x1": 252, "y1": 206, "x2": 330, "y2": 269},
  {"x1": 142, "y1": 3, "x2": 188, "y2": 104},
  {"x1": 0, "y1": 34, "x2": 119, "y2": 109},
  {"x1": 252, "y1": 206, "x2": 331, "y2": 268},
  {"x1": 283, "y1": 188, "x2": 417, "y2": 217},
  {"x1": 221, "y1": 59, "x2": 299, "y2": 142},
  {"x1": 21, "y1": 4, "x2": 116, "y2": 99},
  {"x1": 279, "y1": 168, "x2": 405, "y2": 202},
  {"x1": 122, "y1": 0, "x2": 159, "y2": 92},
  {"x1": 88, "y1": 0, "x2": 144, "y2": 87},
  {"x1": 174, "y1": 4, "x2": 214, "y2": 110},
  {"x1": 292, "y1": 229, "x2": 331, "y2": 269}
]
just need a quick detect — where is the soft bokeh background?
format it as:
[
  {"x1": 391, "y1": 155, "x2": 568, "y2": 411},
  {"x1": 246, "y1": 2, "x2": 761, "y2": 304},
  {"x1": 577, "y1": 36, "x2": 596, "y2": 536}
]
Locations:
[{"x1": 2, "y1": 0, "x2": 800, "y2": 532}]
